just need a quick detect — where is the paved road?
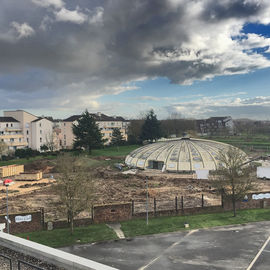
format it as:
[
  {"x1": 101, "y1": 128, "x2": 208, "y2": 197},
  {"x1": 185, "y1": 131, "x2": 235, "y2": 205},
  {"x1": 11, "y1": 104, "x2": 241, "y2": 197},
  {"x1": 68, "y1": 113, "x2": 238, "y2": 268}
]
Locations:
[{"x1": 61, "y1": 221, "x2": 270, "y2": 270}]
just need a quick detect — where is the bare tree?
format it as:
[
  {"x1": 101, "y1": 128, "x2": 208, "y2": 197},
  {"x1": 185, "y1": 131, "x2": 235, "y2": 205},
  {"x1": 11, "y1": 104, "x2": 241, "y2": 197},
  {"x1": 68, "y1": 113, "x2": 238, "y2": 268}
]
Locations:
[
  {"x1": 213, "y1": 146, "x2": 255, "y2": 217},
  {"x1": 55, "y1": 154, "x2": 96, "y2": 234},
  {"x1": 0, "y1": 141, "x2": 8, "y2": 159},
  {"x1": 45, "y1": 132, "x2": 57, "y2": 151}
]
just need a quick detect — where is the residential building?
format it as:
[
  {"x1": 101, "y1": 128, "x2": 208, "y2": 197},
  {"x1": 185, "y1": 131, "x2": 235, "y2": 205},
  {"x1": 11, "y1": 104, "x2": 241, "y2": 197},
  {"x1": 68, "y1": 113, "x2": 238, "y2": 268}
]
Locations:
[
  {"x1": 196, "y1": 116, "x2": 234, "y2": 136},
  {"x1": 61, "y1": 112, "x2": 130, "y2": 148},
  {"x1": 3, "y1": 110, "x2": 55, "y2": 151},
  {"x1": 31, "y1": 118, "x2": 54, "y2": 151},
  {"x1": 0, "y1": 117, "x2": 27, "y2": 151},
  {"x1": 4, "y1": 110, "x2": 38, "y2": 148}
]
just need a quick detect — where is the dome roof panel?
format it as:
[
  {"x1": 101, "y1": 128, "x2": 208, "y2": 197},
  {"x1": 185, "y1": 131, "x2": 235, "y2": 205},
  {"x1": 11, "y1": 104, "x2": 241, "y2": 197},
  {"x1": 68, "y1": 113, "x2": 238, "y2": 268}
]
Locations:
[{"x1": 125, "y1": 138, "x2": 247, "y2": 172}]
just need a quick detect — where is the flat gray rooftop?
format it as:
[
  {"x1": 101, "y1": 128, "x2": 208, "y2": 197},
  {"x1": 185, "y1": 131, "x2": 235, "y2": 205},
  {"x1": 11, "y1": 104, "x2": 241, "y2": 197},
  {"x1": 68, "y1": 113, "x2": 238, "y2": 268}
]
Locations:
[{"x1": 61, "y1": 221, "x2": 270, "y2": 270}]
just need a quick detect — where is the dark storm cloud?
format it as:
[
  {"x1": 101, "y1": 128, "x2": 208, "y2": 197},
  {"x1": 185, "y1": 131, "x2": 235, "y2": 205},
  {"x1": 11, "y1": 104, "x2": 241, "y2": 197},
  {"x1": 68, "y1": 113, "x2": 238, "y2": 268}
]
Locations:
[
  {"x1": 201, "y1": 0, "x2": 263, "y2": 21},
  {"x1": 1, "y1": 0, "x2": 270, "y2": 110}
]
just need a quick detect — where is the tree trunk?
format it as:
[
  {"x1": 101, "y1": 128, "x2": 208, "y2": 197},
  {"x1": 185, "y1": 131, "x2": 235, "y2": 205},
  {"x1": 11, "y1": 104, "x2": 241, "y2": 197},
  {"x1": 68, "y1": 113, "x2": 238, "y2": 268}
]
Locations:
[
  {"x1": 232, "y1": 183, "x2": 236, "y2": 217},
  {"x1": 70, "y1": 213, "x2": 74, "y2": 235}
]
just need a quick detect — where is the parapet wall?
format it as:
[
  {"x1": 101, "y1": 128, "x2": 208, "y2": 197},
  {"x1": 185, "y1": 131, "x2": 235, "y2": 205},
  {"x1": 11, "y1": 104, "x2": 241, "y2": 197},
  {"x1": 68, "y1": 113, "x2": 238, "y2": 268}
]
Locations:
[{"x1": 0, "y1": 232, "x2": 118, "y2": 270}]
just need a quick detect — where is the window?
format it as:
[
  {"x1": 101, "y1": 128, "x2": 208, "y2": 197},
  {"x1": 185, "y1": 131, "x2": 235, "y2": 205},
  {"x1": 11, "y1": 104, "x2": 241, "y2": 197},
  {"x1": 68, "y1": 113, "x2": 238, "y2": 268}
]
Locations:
[
  {"x1": 26, "y1": 130, "x2": 29, "y2": 135},
  {"x1": 27, "y1": 138, "x2": 29, "y2": 143},
  {"x1": 40, "y1": 130, "x2": 42, "y2": 134},
  {"x1": 64, "y1": 123, "x2": 66, "y2": 126},
  {"x1": 40, "y1": 137, "x2": 42, "y2": 143},
  {"x1": 39, "y1": 123, "x2": 42, "y2": 127},
  {"x1": 6, "y1": 124, "x2": 8, "y2": 127},
  {"x1": 10, "y1": 138, "x2": 14, "y2": 142},
  {"x1": 11, "y1": 124, "x2": 13, "y2": 127}
]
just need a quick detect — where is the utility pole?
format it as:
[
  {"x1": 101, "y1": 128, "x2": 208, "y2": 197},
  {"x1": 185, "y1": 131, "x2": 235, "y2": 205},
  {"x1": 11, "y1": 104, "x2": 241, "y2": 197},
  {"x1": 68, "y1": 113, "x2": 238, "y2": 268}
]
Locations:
[
  {"x1": 6, "y1": 185, "x2": 9, "y2": 234},
  {"x1": 3, "y1": 179, "x2": 13, "y2": 234},
  {"x1": 146, "y1": 177, "x2": 149, "y2": 225}
]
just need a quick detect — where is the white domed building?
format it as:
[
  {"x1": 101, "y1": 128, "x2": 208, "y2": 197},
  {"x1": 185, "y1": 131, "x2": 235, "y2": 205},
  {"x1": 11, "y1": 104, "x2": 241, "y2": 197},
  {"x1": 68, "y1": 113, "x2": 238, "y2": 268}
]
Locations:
[{"x1": 125, "y1": 137, "x2": 246, "y2": 173}]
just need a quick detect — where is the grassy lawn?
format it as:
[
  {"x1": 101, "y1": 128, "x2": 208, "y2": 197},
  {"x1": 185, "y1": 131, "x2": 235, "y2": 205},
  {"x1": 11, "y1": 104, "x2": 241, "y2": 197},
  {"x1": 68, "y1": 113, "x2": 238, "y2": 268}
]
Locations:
[
  {"x1": 17, "y1": 209, "x2": 270, "y2": 248},
  {"x1": 0, "y1": 145, "x2": 139, "y2": 167},
  {"x1": 18, "y1": 224, "x2": 118, "y2": 248},
  {"x1": 0, "y1": 155, "x2": 57, "y2": 167},
  {"x1": 202, "y1": 135, "x2": 270, "y2": 153},
  {"x1": 120, "y1": 209, "x2": 270, "y2": 238},
  {"x1": 90, "y1": 145, "x2": 139, "y2": 157}
]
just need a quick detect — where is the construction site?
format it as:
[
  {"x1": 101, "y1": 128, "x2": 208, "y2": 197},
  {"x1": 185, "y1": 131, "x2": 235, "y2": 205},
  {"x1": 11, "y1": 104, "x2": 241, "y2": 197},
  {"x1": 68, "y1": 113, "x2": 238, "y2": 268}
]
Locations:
[{"x1": 1, "y1": 143, "x2": 270, "y2": 221}]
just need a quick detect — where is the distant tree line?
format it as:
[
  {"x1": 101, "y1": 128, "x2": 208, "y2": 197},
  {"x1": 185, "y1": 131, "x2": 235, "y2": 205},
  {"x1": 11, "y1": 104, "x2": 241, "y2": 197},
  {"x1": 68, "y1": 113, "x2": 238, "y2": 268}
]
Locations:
[
  {"x1": 234, "y1": 119, "x2": 270, "y2": 137},
  {"x1": 127, "y1": 110, "x2": 196, "y2": 144}
]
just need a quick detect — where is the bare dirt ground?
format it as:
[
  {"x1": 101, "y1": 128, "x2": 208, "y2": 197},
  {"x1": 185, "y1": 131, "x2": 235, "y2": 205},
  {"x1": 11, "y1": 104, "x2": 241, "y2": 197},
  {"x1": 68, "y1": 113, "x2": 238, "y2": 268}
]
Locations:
[{"x1": 1, "y1": 159, "x2": 270, "y2": 221}]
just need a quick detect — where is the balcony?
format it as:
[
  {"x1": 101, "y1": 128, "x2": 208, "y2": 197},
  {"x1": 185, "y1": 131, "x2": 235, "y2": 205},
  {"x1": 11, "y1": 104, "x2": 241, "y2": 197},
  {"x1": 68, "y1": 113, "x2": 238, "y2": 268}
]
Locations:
[
  {"x1": 0, "y1": 134, "x2": 24, "y2": 139},
  {"x1": 6, "y1": 141, "x2": 28, "y2": 147},
  {"x1": 5, "y1": 127, "x2": 22, "y2": 132}
]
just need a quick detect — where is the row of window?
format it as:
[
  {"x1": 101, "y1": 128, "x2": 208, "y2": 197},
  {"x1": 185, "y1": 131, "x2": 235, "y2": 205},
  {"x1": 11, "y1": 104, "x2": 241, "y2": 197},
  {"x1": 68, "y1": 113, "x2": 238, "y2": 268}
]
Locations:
[{"x1": 1, "y1": 138, "x2": 22, "y2": 142}]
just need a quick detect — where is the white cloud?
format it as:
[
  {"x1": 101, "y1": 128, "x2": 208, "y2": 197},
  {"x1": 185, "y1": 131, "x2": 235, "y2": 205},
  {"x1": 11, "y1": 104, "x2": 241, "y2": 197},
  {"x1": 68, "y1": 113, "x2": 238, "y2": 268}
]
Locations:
[
  {"x1": 89, "y1": 7, "x2": 104, "y2": 25},
  {"x1": 166, "y1": 95, "x2": 270, "y2": 119},
  {"x1": 11, "y1": 22, "x2": 35, "y2": 39},
  {"x1": 54, "y1": 7, "x2": 88, "y2": 24},
  {"x1": 3, "y1": 0, "x2": 270, "y2": 116},
  {"x1": 32, "y1": 0, "x2": 64, "y2": 9},
  {"x1": 239, "y1": 33, "x2": 270, "y2": 50}
]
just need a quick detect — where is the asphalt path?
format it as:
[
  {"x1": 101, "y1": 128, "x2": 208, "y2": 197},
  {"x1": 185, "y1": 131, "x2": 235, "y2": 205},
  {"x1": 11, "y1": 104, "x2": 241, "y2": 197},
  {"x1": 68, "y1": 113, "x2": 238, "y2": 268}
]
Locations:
[{"x1": 61, "y1": 221, "x2": 270, "y2": 270}]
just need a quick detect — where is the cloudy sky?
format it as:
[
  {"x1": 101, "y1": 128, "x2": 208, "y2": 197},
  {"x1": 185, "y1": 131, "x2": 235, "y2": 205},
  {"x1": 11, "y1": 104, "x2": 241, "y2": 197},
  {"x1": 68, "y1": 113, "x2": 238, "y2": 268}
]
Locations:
[{"x1": 1, "y1": 0, "x2": 270, "y2": 120}]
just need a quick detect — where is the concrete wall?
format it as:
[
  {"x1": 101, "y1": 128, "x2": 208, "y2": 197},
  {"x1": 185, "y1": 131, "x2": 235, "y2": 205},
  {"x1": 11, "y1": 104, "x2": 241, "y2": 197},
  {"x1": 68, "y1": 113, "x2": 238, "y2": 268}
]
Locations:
[{"x1": 0, "y1": 233, "x2": 118, "y2": 270}]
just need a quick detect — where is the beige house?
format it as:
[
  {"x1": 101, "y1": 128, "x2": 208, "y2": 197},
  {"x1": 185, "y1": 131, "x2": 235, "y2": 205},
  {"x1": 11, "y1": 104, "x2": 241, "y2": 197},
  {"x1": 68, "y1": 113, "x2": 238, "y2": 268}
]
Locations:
[
  {"x1": 0, "y1": 117, "x2": 27, "y2": 151},
  {"x1": 3, "y1": 110, "x2": 56, "y2": 151},
  {"x1": 4, "y1": 110, "x2": 38, "y2": 148},
  {"x1": 61, "y1": 113, "x2": 130, "y2": 148}
]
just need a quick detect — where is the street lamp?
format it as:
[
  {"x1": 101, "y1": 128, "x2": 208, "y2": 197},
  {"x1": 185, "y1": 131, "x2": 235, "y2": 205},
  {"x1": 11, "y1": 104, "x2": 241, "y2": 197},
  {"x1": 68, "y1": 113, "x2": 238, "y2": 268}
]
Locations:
[{"x1": 3, "y1": 179, "x2": 13, "y2": 234}]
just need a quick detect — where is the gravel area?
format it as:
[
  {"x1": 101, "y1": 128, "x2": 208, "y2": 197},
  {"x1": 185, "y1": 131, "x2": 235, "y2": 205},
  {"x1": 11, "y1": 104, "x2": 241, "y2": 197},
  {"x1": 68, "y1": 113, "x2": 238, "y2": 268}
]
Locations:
[{"x1": 0, "y1": 246, "x2": 65, "y2": 270}]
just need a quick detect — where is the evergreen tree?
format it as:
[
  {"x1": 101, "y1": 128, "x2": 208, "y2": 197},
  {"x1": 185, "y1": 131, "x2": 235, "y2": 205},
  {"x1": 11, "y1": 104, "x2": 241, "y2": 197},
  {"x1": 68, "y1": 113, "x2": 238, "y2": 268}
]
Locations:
[
  {"x1": 73, "y1": 110, "x2": 103, "y2": 153},
  {"x1": 111, "y1": 128, "x2": 124, "y2": 147},
  {"x1": 140, "y1": 109, "x2": 162, "y2": 142}
]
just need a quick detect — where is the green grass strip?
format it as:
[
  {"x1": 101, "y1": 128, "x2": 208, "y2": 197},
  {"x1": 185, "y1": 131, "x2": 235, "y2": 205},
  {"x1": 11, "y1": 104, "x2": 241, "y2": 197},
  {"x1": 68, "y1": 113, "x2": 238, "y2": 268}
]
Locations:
[
  {"x1": 120, "y1": 209, "x2": 270, "y2": 238},
  {"x1": 17, "y1": 209, "x2": 270, "y2": 248},
  {"x1": 18, "y1": 224, "x2": 118, "y2": 248},
  {"x1": 90, "y1": 145, "x2": 139, "y2": 157}
]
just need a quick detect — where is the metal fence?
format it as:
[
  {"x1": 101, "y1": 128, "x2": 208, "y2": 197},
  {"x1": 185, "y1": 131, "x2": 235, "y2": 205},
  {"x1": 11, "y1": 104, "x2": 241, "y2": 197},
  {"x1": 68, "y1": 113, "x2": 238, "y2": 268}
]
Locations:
[
  {"x1": 0, "y1": 254, "x2": 45, "y2": 270},
  {"x1": 0, "y1": 254, "x2": 12, "y2": 270},
  {"x1": 132, "y1": 194, "x2": 221, "y2": 215}
]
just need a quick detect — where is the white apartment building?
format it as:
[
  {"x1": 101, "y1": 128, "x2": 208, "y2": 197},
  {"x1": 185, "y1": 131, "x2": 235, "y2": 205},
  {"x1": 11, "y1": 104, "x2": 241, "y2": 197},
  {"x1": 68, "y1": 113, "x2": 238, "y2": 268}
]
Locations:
[
  {"x1": 61, "y1": 112, "x2": 130, "y2": 148},
  {"x1": 0, "y1": 117, "x2": 27, "y2": 151},
  {"x1": 30, "y1": 118, "x2": 54, "y2": 151}
]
